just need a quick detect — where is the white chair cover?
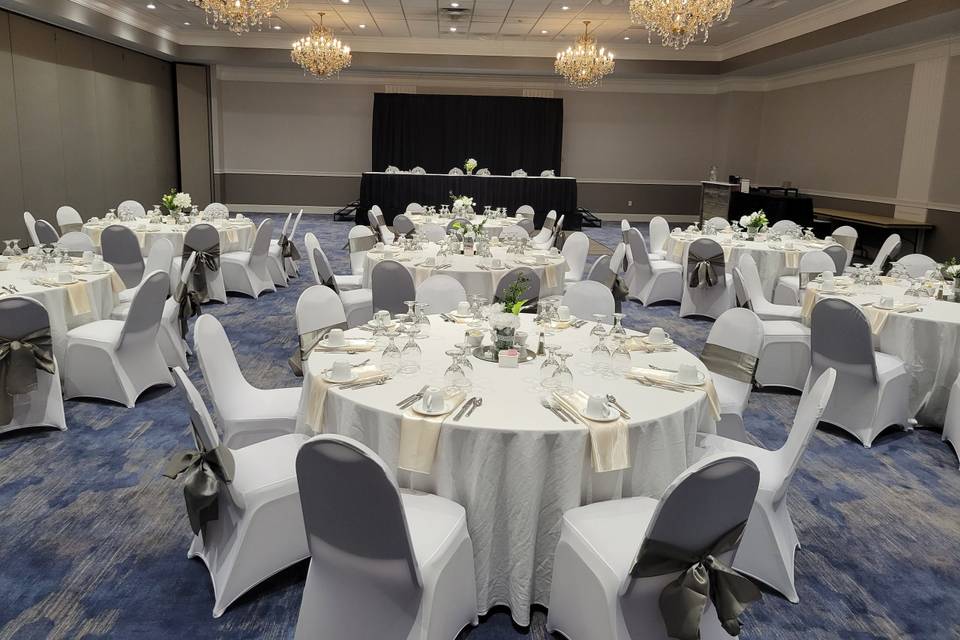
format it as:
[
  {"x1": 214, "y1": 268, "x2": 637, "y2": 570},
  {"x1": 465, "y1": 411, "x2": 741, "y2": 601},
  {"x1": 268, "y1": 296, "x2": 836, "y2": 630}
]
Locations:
[
  {"x1": 705, "y1": 216, "x2": 730, "y2": 230},
  {"x1": 872, "y1": 233, "x2": 901, "y2": 271},
  {"x1": 562, "y1": 280, "x2": 614, "y2": 320},
  {"x1": 117, "y1": 200, "x2": 146, "y2": 218},
  {"x1": 515, "y1": 204, "x2": 534, "y2": 218},
  {"x1": 101, "y1": 224, "x2": 145, "y2": 288},
  {"x1": 347, "y1": 225, "x2": 377, "y2": 276},
  {"x1": 221, "y1": 219, "x2": 275, "y2": 298},
  {"x1": 561, "y1": 231, "x2": 589, "y2": 283},
  {"x1": 56, "y1": 205, "x2": 83, "y2": 233},
  {"x1": 737, "y1": 254, "x2": 801, "y2": 321},
  {"x1": 23, "y1": 212, "x2": 40, "y2": 246},
  {"x1": 624, "y1": 227, "x2": 682, "y2": 306},
  {"x1": 770, "y1": 219, "x2": 799, "y2": 232},
  {"x1": 309, "y1": 240, "x2": 373, "y2": 328},
  {"x1": 57, "y1": 231, "x2": 95, "y2": 253},
  {"x1": 416, "y1": 275, "x2": 467, "y2": 314},
  {"x1": 371, "y1": 259, "x2": 416, "y2": 315},
  {"x1": 179, "y1": 223, "x2": 227, "y2": 304},
  {"x1": 893, "y1": 253, "x2": 938, "y2": 278},
  {"x1": 297, "y1": 285, "x2": 347, "y2": 339},
  {"x1": 649, "y1": 216, "x2": 670, "y2": 258},
  {"x1": 773, "y1": 251, "x2": 837, "y2": 305},
  {"x1": 705, "y1": 307, "x2": 764, "y2": 441},
  {"x1": 203, "y1": 202, "x2": 229, "y2": 217},
  {"x1": 393, "y1": 214, "x2": 416, "y2": 237},
  {"x1": 500, "y1": 225, "x2": 527, "y2": 241},
  {"x1": 680, "y1": 238, "x2": 735, "y2": 319},
  {"x1": 405, "y1": 202, "x2": 425, "y2": 213},
  {"x1": 832, "y1": 225, "x2": 858, "y2": 266}
]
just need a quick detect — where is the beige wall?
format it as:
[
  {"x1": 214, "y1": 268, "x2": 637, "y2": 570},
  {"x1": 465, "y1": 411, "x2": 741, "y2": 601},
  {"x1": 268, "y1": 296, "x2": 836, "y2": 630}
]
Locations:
[
  {"x1": 0, "y1": 10, "x2": 178, "y2": 240},
  {"x1": 931, "y1": 55, "x2": 960, "y2": 206},
  {"x1": 712, "y1": 91, "x2": 763, "y2": 180},
  {"x1": 755, "y1": 65, "x2": 914, "y2": 198}
]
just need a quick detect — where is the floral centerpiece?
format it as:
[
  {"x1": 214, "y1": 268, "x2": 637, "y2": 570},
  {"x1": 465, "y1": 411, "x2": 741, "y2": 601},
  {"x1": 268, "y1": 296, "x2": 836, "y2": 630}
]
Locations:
[
  {"x1": 161, "y1": 189, "x2": 192, "y2": 216},
  {"x1": 942, "y1": 259, "x2": 960, "y2": 298},
  {"x1": 464, "y1": 158, "x2": 477, "y2": 175},
  {"x1": 739, "y1": 210, "x2": 769, "y2": 237},
  {"x1": 491, "y1": 274, "x2": 529, "y2": 350},
  {"x1": 451, "y1": 194, "x2": 475, "y2": 215}
]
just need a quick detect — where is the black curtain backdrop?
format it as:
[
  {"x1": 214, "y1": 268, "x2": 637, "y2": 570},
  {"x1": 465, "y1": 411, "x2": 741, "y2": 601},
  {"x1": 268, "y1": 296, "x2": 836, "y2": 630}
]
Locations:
[{"x1": 371, "y1": 93, "x2": 563, "y2": 176}]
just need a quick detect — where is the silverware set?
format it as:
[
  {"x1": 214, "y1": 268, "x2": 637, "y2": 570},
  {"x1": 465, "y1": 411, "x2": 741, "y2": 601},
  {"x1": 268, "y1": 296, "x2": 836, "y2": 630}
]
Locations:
[
  {"x1": 397, "y1": 385, "x2": 429, "y2": 410},
  {"x1": 540, "y1": 395, "x2": 585, "y2": 424},
  {"x1": 434, "y1": 263, "x2": 452, "y2": 270},
  {"x1": 605, "y1": 394, "x2": 630, "y2": 418},
  {"x1": 439, "y1": 313, "x2": 457, "y2": 323},
  {"x1": 633, "y1": 376, "x2": 694, "y2": 393},
  {"x1": 569, "y1": 319, "x2": 588, "y2": 328},
  {"x1": 339, "y1": 375, "x2": 390, "y2": 390},
  {"x1": 1, "y1": 284, "x2": 18, "y2": 295},
  {"x1": 320, "y1": 358, "x2": 370, "y2": 375},
  {"x1": 647, "y1": 364, "x2": 678, "y2": 374},
  {"x1": 454, "y1": 396, "x2": 482, "y2": 420}
]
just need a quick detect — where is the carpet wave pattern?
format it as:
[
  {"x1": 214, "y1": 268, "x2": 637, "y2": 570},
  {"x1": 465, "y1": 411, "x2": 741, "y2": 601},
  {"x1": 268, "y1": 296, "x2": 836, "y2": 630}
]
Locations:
[{"x1": 1, "y1": 216, "x2": 958, "y2": 639}]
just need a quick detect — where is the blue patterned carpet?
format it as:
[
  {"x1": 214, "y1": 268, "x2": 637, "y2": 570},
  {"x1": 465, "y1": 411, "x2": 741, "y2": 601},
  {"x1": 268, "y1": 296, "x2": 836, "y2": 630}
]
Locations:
[{"x1": 1, "y1": 215, "x2": 958, "y2": 639}]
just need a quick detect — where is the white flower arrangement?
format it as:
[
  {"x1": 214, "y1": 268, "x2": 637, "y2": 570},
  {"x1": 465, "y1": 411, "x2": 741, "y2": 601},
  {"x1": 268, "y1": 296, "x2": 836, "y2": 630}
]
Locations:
[
  {"x1": 739, "y1": 210, "x2": 769, "y2": 231},
  {"x1": 451, "y1": 195, "x2": 474, "y2": 214},
  {"x1": 161, "y1": 189, "x2": 192, "y2": 213},
  {"x1": 173, "y1": 192, "x2": 192, "y2": 209},
  {"x1": 944, "y1": 263, "x2": 960, "y2": 279},
  {"x1": 464, "y1": 158, "x2": 477, "y2": 173}
]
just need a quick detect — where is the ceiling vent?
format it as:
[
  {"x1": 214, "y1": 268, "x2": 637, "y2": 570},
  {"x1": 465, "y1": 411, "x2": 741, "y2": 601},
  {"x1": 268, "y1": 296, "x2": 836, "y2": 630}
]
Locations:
[{"x1": 441, "y1": 7, "x2": 471, "y2": 20}]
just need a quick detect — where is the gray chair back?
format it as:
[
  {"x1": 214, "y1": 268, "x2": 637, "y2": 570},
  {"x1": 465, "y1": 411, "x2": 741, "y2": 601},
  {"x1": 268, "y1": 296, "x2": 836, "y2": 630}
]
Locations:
[
  {"x1": 517, "y1": 219, "x2": 535, "y2": 235},
  {"x1": 392, "y1": 215, "x2": 416, "y2": 237},
  {"x1": 35, "y1": 220, "x2": 60, "y2": 244},
  {"x1": 494, "y1": 267, "x2": 540, "y2": 303},
  {"x1": 183, "y1": 223, "x2": 220, "y2": 254},
  {"x1": 101, "y1": 224, "x2": 144, "y2": 288},
  {"x1": 0, "y1": 296, "x2": 50, "y2": 338},
  {"x1": 371, "y1": 259, "x2": 416, "y2": 315},
  {"x1": 312, "y1": 246, "x2": 339, "y2": 293},
  {"x1": 587, "y1": 255, "x2": 613, "y2": 283},
  {"x1": 119, "y1": 270, "x2": 168, "y2": 347},
  {"x1": 823, "y1": 245, "x2": 847, "y2": 276},
  {"x1": 810, "y1": 298, "x2": 878, "y2": 385}
]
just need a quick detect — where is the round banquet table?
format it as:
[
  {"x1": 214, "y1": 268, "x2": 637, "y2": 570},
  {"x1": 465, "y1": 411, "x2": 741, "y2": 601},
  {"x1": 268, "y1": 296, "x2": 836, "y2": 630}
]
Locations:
[
  {"x1": 406, "y1": 213, "x2": 523, "y2": 238},
  {"x1": 295, "y1": 316, "x2": 717, "y2": 624},
  {"x1": 81, "y1": 219, "x2": 255, "y2": 257},
  {"x1": 802, "y1": 278, "x2": 960, "y2": 426},
  {"x1": 361, "y1": 243, "x2": 568, "y2": 300},
  {"x1": 0, "y1": 257, "x2": 122, "y2": 369},
  {"x1": 663, "y1": 232, "x2": 839, "y2": 298}
]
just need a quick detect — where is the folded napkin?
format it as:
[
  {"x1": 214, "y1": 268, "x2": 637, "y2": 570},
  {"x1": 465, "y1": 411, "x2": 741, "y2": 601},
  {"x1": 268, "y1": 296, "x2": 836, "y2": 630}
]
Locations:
[
  {"x1": 625, "y1": 367, "x2": 721, "y2": 421},
  {"x1": 721, "y1": 245, "x2": 733, "y2": 262},
  {"x1": 625, "y1": 336, "x2": 681, "y2": 354},
  {"x1": 413, "y1": 264, "x2": 435, "y2": 287},
  {"x1": 110, "y1": 271, "x2": 126, "y2": 294},
  {"x1": 668, "y1": 240, "x2": 685, "y2": 262},
  {"x1": 863, "y1": 303, "x2": 921, "y2": 335},
  {"x1": 398, "y1": 389, "x2": 466, "y2": 474},
  {"x1": 65, "y1": 282, "x2": 92, "y2": 315},
  {"x1": 784, "y1": 250, "x2": 800, "y2": 269},
  {"x1": 225, "y1": 229, "x2": 239, "y2": 245},
  {"x1": 553, "y1": 390, "x2": 629, "y2": 472},
  {"x1": 542, "y1": 261, "x2": 567, "y2": 289},
  {"x1": 304, "y1": 365, "x2": 384, "y2": 433},
  {"x1": 314, "y1": 338, "x2": 376, "y2": 353},
  {"x1": 135, "y1": 232, "x2": 147, "y2": 249}
]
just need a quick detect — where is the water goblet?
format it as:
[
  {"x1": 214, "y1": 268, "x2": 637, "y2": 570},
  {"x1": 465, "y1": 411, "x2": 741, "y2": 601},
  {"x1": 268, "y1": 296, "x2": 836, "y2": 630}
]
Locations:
[
  {"x1": 444, "y1": 349, "x2": 468, "y2": 391},
  {"x1": 380, "y1": 331, "x2": 401, "y2": 375},
  {"x1": 550, "y1": 351, "x2": 574, "y2": 393},
  {"x1": 607, "y1": 312, "x2": 627, "y2": 346},
  {"x1": 590, "y1": 332, "x2": 611, "y2": 374},
  {"x1": 610, "y1": 335, "x2": 632, "y2": 375},
  {"x1": 399, "y1": 325, "x2": 422, "y2": 375},
  {"x1": 540, "y1": 344, "x2": 561, "y2": 388}
]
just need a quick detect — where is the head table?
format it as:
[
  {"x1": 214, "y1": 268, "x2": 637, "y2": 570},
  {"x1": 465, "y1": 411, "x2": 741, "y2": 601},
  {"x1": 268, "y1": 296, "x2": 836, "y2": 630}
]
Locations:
[
  {"x1": 295, "y1": 315, "x2": 717, "y2": 624},
  {"x1": 361, "y1": 243, "x2": 569, "y2": 300},
  {"x1": 0, "y1": 257, "x2": 122, "y2": 367},
  {"x1": 82, "y1": 218, "x2": 256, "y2": 257},
  {"x1": 404, "y1": 213, "x2": 520, "y2": 238},
  {"x1": 664, "y1": 232, "x2": 839, "y2": 298},
  {"x1": 802, "y1": 277, "x2": 960, "y2": 426}
]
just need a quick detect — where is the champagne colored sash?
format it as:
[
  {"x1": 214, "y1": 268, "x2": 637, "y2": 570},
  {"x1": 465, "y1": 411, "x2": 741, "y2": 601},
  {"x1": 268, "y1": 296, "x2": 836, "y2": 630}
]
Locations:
[
  {"x1": 631, "y1": 522, "x2": 761, "y2": 640},
  {"x1": 0, "y1": 328, "x2": 55, "y2": 425},
  {"x1": 348, "y1": 234, "x2": 378, "y2": 254},
  {"x1": 700, "y1": 343, "x2": 758, "y2": 383},
  {"x1": 542, "y1": 217, "x2": 556, "y2": 232},
  {"x1": 162, "y1": 416, "x2": 235, "y2": 536}
]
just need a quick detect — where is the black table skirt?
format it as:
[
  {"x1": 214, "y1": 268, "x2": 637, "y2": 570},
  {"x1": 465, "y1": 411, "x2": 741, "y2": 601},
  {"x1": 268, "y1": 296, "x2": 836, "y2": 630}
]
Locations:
[
  {"x1": 729, "y1": 191, "x2": 814, "y2": 227},
  {"x1": 357, "y1": 173, "x2": 580, "y2": 229}
]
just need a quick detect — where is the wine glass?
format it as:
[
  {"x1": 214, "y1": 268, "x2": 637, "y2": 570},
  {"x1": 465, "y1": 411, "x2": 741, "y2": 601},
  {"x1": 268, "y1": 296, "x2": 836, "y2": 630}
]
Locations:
[
  {"x1": 610, "y1": 335, "x2": 632, "y2": 375},
  {"x1": 414, "y1": 302, "x2": 431, "y2": 338},
  {"x1": 380, "y1": 331, "x2": 401, "y2": 375},
  {"x1": 550, "y1": 351, "x2": 574, "y2": 393},
  {"x1": 607, "y1": 312, "x2": 627, "y2": 344},
  {"x1": 399, "y1": 325, "x2": 422, "y2": 375},
  {"x1": 2, "y1": 240, "x2": 16, "y2": 257},
  {"x1": 590, "y1": 332, "x2": 611, "y2": 374},
  {"x1": 540, "y1": 344, "x2": 560, "y2": 388},
  {"x1": 444, "y1": 349, "x2": 468, "y2": 391}
]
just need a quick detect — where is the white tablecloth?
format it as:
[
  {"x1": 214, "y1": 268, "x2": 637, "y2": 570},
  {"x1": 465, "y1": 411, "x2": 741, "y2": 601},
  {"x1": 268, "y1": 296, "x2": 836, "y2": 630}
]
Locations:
[
  {"x1": 296, "y1": 317, "x2": 716, "y2": 624},
  {"x1": 82, "y1": 220, "x2": 255, "y2": 257},
  {"x1": 803, "y1": 279, "x2": 960, "y2": 426},
  {"x1": 664, "y1": 233, "x2": 835, "y2": 298},
  {"x1": 406, "y1": 214, "x2": 522, "y2": 238},
  {"x1": 362, "y1": 244, "x2": 568, "y2": 300},
  {"x1": 0, "y1": 258, "x2": 122, "y2": 368}
]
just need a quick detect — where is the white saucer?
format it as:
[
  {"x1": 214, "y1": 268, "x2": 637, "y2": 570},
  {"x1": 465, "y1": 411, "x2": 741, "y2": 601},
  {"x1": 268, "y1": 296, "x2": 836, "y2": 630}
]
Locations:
[
  {"x1": 317, "y1": 339, "x2": 351, "y2": 349},
  {"x1": 321, "y1": 371, "x2": 358, "y2": 384},
  {"x1": 50, "y1": 276, "x2": 78, "y2": 285},
  {"x1": 873, "y1": 302, "x2": 895, "y2": 310},
  {"x1": 581, "y1": 405, "x2": 618, "y2": 422},
  {"x1": 412, "y1": 398, "x2": 457, "y2": 416},
  {"x1": 450, "y1": 311, "x2": 473, "y2": 319},
  {"x1": 643, "y1": 337, "x2": 674, "y2": 347},
  {"x1": 674, "y1": 371, "x2": 706, "y2": 386},
  {"x1": 366, "y1": 319, "x2": 396, "y2": 329}
]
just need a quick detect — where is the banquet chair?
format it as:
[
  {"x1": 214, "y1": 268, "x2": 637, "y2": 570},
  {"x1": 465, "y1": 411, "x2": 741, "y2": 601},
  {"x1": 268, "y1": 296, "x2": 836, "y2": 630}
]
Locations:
[
  {"x1": 281, "y1": 209, "x2": 305, "y2": 278},
  {"x1": 101, "y1": 224, "x2": 146, "y2": 288},
  {"x1": 293, "y1": 435, "x2": 478, "y2": 640},
  {"x1": 562, "y1": 280, "x2": 614, "y2": 320},
  {"x1": 368, "y1": 206, "x2": 395, "y2": 245},
  {"x1": 531, "y1": 211, "x2": 557, "y2": 246},
  {"x1": 112, "y1": 252, "x2": 196, "y2": 371},
  {"x1": 371, "y1": 259, "x2": 416, "y2": 316},
  {"x1": 698, "y1": 368, "x2": 837, "y2": 603},
  {"x1": 494, "y1": 267, "x2": 541, "y2": 307},
  {"x1": 56, "y1": 205, "x2": 83, "y2": 234},
  {"x1": 63, "y1": 270, "x2": 173, "y2": 407},
  {"x1": 405, "y1": 202, "x2": 425, "y2": 214},
  {"x1": 293, "y1": 285, "x2": 348, "y2": 375},
  {"x1": 517, "y1": 218, "x2": 535, "y2": 236},
  {"x1": 202, "y1": 202, "x2": 229, "y2": 218},
  {"x1": 942, "y1": 372, "x2": 960, "y2": 468},
  {"x1": 703, "y1": 308, "x2": 765, "y2": 442},
  {"x1": 57, "y1": 232, "x2": 95, "y2": 253},
  {"x1": 823, "y1": 245, "x2": 847, "y2": 276},
  {"x1": 705, "y1": 216, "x2": 731, "y2": 230},
  {"x1": 516, "y1": 204, "x2": 535, "y2": 220},
  {"x1": 624, "y1": 227, "x2": 682, "y2": 306},
  {"x1": 35, "y1": 219, "x2": 60, "y2": 245},
  {"x1": 119, "y1": 238, "x2": 174, "y2": 304},
  {"x1": 500, "y1": 225, "x2": 527, "y2": 241},
  {"x1": 393, "y1": 214, "x2": 416, "y2": 237},
  {"x1": 806, "y1": 298, "x2": 911, "y2": 447},
  {"x1": 547, "y1": 454, "x2": 760, "y2": 640},
  {"x1": 561, "y1": 231, "x2": 589, "y2": 286},
  {"x1": 410, "y1": 167, "x2": 426, "y2": 175},
  {"x1": 736, "y1": 255, "x2": 810, "y2": 392},
  {"x1": 420, "y1": 224, "x2": 446, "y2": 243},
  {"x1": 267, "y1": 211, "x2": 301, "y2": 286},
  {"x1": 344, "y1": 225, "x2": 377, "y2": 288},
  {"x1": 680, "y1": 238, "x2": 736, "y2": 319},
  {"x1": 512, "y1": 169, "x2": 528, "y2": 178},
  {"x1": 893, "y1": 254, "x2": 939, "y2": 278},
  {"x1": 117, "y1": 200, "x2": 147, "y2": 218},
  {"x1": 587, "y1": 255, "x2": 613, "y2": 283},
  {"x1": 309, "y1": 243, "x2": 373, "y2": 328},
  {"x1": 620, "y1": 220, "x2": 634, "y2": 267},
  {"x1": 171, "y1": 368, "x2": 309, "y2": 618},
  {"x1": 773, "y1": 251, "x2": 835, "y2": 306},
  {"x1": 770, "y1": 219, "x2": 800, "y2": 233},
  {"x1": 845, "y1": 233, "x2": 900, "y2": 275},
  {"x1": 0, "y1": 297, "x2": 66, "y2": 435},
  {"x1": 172, "y1": 224, "x2": 228, "y2": 304},
  {"x1": 221, "y1": 219, "x2": 276, "y2": 299},
  {"x1": 831, "y1": 225, "x2": 858, "y2": 266},
  {"x1": 648, "y1": 216, "x2": 670, "y2": 260},
  {"x1": 195, "y1": 314, "x2": 301, "y2": 448},
  {"x1": 23, "y1": 212, "x2": 40, "y2": 247},
  {"x1": 448, "y1": 167, "x2": 464, "y2": 175},
  {"x1": 416, "y1": 275, "x2": 467, "y2": 314}
]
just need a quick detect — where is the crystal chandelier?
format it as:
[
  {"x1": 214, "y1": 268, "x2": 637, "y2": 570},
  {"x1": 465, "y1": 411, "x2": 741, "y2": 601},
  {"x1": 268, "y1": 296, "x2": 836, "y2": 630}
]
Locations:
[
  {"x1": 291, "y1": 12, "x2": 353, "y2": 79},
  {"x1": 629, "y1": 0, "x2": 733, "y2": 49},
  {"x1": 554, "y1": 21, "x2": 615, "y2": 89},
  {"x1": 190, "y1": 0, "x2": 287, "y2": 34}
]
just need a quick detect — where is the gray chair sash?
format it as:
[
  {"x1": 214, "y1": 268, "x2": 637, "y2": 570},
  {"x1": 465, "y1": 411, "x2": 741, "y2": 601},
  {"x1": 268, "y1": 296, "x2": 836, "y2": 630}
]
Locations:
[
  {"x1": 278, "y1": 233, "x2": 301, "y2": 261},
  {"x1": 288, "y1": 322, "x2": 350, "y2": 376},
  {"x1": 543, "y1": 217, "x2": 555, "y2": 232},
  {"x1": 688, "y1": 250, "x2": 725, "y2": 288},
  {"x1": 595, "y1": 268, "x2": 629, "y2": 313},
  {"x1": 182, "y1": 243, "x2": 220, "y2": 302},
  {"x1": 60, "y1": 222, "x2": 83, "y2": 234},
  {"x1": 174, "y1": 282, "x2": 201, "y2": 340},
  {"x1": 553, "y1": 229, "x2": 567, "y2": 251},
  {"x1": 0, "y1": 328, "x2": 55, "y2": 425},
  {"x1": 798, "y1": 270, "x2": 822, "y2": 290},
  {"x1": 700, "y1": 343, "x2": 758, "y2": 383},
  {"x1": 163, "y1": 417, "x2": 235, "y2": 536},
  {"x1": 834, "y1": 235, "x2": 856, "y2": 252},
  {"x1": 631, "y1": 522, "x2": 761, "y2": 640},
  {"x1": 349, "y1": 234, "x2": 378, "y2": 254},
  {"x1": 320, "y1": 274, "x2": 341, "y2": 296}
]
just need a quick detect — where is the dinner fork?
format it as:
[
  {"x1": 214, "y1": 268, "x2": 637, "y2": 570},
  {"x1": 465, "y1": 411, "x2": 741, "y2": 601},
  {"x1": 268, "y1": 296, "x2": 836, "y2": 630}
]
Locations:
[{"x1": 541, "y1": 398, "x2": 567, "y2": 422}]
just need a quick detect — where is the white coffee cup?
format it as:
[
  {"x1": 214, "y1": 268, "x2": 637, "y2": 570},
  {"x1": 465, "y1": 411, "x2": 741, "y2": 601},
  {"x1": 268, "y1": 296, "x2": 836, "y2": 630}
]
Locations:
[
  {"x1": 423, "y1": 387, "x2": 445, "y2": 412},
  {"x1": 466, "y1": 330, "x2": 483, "y2": 347},
  {"x1": 586, "y1": 395, "x2": 610, "y2": 419},
  {"x1": 423, "y1": 256, "x2": 436, "y2": 267},
  {"x1": 648, "y1": 327, "x2": 669, "y2": 344},
  {"x1": 27, "y1": 246, "x2": 39, "y2": 255},
  {"x1": 676, "y1": 364, "x2": 700, "y2": 385},
  {"x1": 820, "y1": 279, "x2": 836, "y2": 293},
  {"x1": 557, "y1": 305, "x2": 571, "y2": 321},
  {"x1": 549, "y1": 247, "x2": 559, "y2": 255},
  {"x1": 536, "y1": 253, "x2": 548, "y2": 265},
  {"x1": 880, "y1": 295, "x2": 895, "y2": 309},
  {"x1": 330, "y1": 360, "x2": 353, "y2": 381},
  {"x1": 491, "y1": 258, "x2": 502, "y2": 269},
  {"x1": 457, "y1": 301, "x2": 470, "y2": 316},
  {"x1": 326, "y1": 328, "x2": 345, "y2": 347},
  {"x1": 82, "y1": 250, "x2": 94, "y2": 263}
]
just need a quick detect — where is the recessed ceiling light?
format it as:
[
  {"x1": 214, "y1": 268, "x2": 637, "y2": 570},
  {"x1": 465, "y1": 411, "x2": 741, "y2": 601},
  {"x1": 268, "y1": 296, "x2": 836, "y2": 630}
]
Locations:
[
  {"x1": 449, "y1": 26, "x2": 457, "y2": 31},
  {"x1": 541, "y1": 29, "x2": 548, "y2": 34},
  {"x1": 561, "y1": 5, "x2": 569, "y2": 9},
  {"x1": 146, "y1": 3, "x2": 156, "y2": 8},
  {"x1": 183, "y1": 21, "x2": 191, "y2": 25},
  {"x1": 359, "y1": 23, "x2": 366, "y2": 28},
  {"x1": 451, "y1": 2, "x2": 459, "y2": 6},
  {"x1": 623, "y1": 35, "x2": 630, "y2": 40},
  {"x1": 273, "y1": 24, "x2": 281, "y2": 30},
  {"x1": 341, "y1": 0, "x2": 350, "y2": 3}
]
